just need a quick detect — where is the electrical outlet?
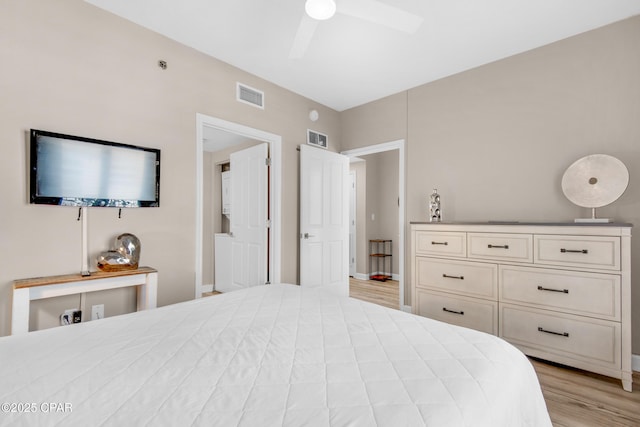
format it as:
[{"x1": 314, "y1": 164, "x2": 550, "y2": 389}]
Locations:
[
  {"x1": 60, "y1": 308, "x2": 79, "y2": 326},
  {"x1": 72, "y1": 310, "x2": 82, "y2": 323},
  {"x1": 91, "y1": 304, "x2": 104, "y2": 321}
]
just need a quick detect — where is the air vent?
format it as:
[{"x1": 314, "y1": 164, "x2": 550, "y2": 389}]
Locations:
[
  {"x1": 307, "y1": 129, "x2": 328, "y2": 149},
  {"x1": 236, "y1": 83, "x2": 264, "y2": 109}
]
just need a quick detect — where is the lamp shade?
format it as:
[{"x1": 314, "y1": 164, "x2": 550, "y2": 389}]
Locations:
[{"x1": 305, "y1": 0, "x2": 336, "y2": 20}]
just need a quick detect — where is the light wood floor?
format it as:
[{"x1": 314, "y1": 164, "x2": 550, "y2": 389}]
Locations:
[
  {"x1": 348, "y1": 277, "x2": 640, "y2": 426},
  {"x1": 531, "y1": 359, "x2": 640, "y2": 426},
  {"x1": 349, "y1": 276, "x2": 400, "y2": 309}
]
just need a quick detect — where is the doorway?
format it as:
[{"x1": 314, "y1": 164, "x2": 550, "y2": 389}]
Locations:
[
  {"x1": 195, "y1": 113, "x2": 282, "y2": 298},
  {"x1": 341, "y1": 140, "x2": 406, "y2": 311}
]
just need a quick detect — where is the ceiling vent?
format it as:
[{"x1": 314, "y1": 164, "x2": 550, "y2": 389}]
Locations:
[{"x1": 236, "y1": 83, "x2": 264, "y2": 109}]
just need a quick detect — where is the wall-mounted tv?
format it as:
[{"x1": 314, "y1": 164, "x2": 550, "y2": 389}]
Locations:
[{"x1": 30, "y1": 129, "x2": 160, "y2": 207}]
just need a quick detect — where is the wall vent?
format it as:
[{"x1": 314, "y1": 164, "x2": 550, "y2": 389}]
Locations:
[
  {"x1": 307, "y1": 129, "x2": 328, "y2": 149},
  {"x1": 236, "y1": 83, "x2": 264, "y2": 109}
]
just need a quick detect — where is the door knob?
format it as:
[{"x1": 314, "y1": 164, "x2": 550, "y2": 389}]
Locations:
[{"x1": 302, "y1": 233, "x2": 315, "y2": 239}]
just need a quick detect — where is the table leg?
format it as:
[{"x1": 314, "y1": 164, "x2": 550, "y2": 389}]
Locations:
[{"x1": 11, "y1": 287, "x2": 31, "y2": 335}]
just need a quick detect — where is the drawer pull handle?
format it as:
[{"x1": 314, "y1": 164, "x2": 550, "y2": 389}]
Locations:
[
  {"x1": 560, "y1": 248, "x2": 588, "y2": 254},
  {"x1": 538, "y1": 327, "x2": 569, "y2": 337},
  {"x1": 442, "y1": 274, "x2": 464, "y2": 280},
  {"x1": 443, "y1": 307, "x2": 464, "y2": 315},
  {"x1": 431, "y1": 241, "x2": 448, "y2": 246},
  {"x1": 537, "y1": 285, "x2": 569, "y2": 294},
  {"x1": 487, "y1": 244, "x2": 509, "y2": 249}
]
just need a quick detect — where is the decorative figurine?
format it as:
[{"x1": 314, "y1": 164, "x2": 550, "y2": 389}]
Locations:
[
  {"x1": 429, "y1": 189, "x2": 441, "y2": 222},
  {"x1": 97, "y1": 233, "x2": 141, "y2": 271}
]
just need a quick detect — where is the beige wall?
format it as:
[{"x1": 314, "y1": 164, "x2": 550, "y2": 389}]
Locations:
[
  {"x1": 361, "y1": 151, "x2": 399, "y2": 276},
  {"x1": 365, "y1": 154, "x2": 381, "y2": 251},
  {"x1": 341, "y1": 16, "x2": 640, "y2": 353},
  {"x1": 0, "y1": 0, "x2": 340, "y2": 335},
  {"x1": 341, "y1": 92, "x2": 408, "y2": 151}
]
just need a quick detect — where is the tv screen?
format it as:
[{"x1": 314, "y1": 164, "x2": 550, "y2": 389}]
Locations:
[{"x1": 30, "y1": 129, "x2": 160, "y2": 207}]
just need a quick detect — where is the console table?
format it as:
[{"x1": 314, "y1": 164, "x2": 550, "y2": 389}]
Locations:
[{"x1": 11, "y1": 267, "x2": 158, "y2": 335}]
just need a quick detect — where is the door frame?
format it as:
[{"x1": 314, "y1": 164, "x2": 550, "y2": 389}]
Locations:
[
  {"x1": 195, "y1": 113, "x2": 282, "y2": 298},
  {"x1": 349, "y1": 171, "x2": 356, "y2": 277},
  {"x1": 341, "y1": 140, "x2": 407, "y2": 311}
]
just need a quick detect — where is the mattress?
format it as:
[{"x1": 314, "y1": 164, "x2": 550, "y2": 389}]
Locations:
[{"x1": 0, "y1": 284, "x2": 551, "y2": 426}]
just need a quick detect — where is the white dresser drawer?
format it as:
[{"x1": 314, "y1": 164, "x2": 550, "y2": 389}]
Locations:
[
  {"x1": 414, "y1": 231, "x2": 466, "y2": 258},
  {"x1": 415, "y1": 289, "x2": 497, "y2": 335},
  {"x1": 468, "y1": 233, "x2": 533, "y2": 263},
  {"x1": 499, "y1": 266, "x2": 621, "y2": 321},
  {"x1": 534, "y1": 235, "x2": 620, "y2": 271},
  {"x1": 415, "y1": 257, "x2": 497, "y2": 299},
  {"x1": 500, "y1": 305, "x2": 621, "y2": 370}
]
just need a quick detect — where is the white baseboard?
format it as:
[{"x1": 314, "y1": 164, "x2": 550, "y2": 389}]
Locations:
[
  {"x1": 633, "y1": 354, "x2": 640, "y2": 372},
  {"x1": 202, "y1": 284, "x2": 213, "y2": 293},
  {"x1": 401, "y1": 305, "x2": 412, "y2": 313},
  {"x1": 354, "y1": 272, "x2": 400, "y2": 281}
]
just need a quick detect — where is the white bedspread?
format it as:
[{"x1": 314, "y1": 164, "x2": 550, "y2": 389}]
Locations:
[{"x1": 0, "y1": 284, "x2": 551, "y2": 426}]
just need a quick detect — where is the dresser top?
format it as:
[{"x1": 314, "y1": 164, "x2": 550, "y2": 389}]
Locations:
[{"x1": 410, "y1": 221, "x2": 633, "y2": 227}]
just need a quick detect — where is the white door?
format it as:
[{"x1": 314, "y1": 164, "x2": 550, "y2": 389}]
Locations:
[
  {"x1": 226, "y1": 143, "x2": 268, "y2": 291},
  {"x1": 299, "y1": 144, "x2": 349, "y2": 296},
  {"x1": 349, "y1": 172, "x2": 356, "y2": 277},
  {"x1": 214, "y1": 233, "x2": 233, "y2": 292}
]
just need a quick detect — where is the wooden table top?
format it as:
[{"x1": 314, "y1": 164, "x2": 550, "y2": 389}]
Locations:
[{"x1": 13, "y1": 267, "x2": 157, "y2": 289}]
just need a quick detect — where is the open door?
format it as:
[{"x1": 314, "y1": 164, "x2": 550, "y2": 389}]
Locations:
[
  {"x1": 217, "y1": 143, "x2": 268, "y2": 292},
  {"x1": 349, "y1": 172, "x2": 356, "y2": 277},
  {"x1": 299, "y1": 144, "x2": 349, "y2": 296}
]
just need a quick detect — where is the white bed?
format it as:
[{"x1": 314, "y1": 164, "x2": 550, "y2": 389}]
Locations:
[{"x1": 0, "y1": 284, "x2": 551, "y2": 426}]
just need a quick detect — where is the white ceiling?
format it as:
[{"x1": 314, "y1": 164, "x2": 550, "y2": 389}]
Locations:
[
  {"x1": 202, "y1": 126, "x2": 255, "y2": 152},
  {"x1": 85, "y1": 0, "x2": 640, "y2": 112}
]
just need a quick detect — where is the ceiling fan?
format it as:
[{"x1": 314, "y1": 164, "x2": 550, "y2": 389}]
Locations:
[{"x1": 289, "y1": 0, "x2": 424, "y2": 58}]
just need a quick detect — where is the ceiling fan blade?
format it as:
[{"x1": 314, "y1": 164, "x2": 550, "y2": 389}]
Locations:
[
  {"x1": 337, "y1": 0, "x2": 423, "y2": 33},
  {"x1": 289, "y1": 14, "x2": 319, "y2": 59}
]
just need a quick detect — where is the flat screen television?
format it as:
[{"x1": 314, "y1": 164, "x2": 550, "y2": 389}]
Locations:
[{"x1": 30, "y1": 129, "x2": 160, "y2": 207}]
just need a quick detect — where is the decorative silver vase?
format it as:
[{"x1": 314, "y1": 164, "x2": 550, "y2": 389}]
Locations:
[{"x1": 429, "y1": 189, "x2": 441, "y2": 222}]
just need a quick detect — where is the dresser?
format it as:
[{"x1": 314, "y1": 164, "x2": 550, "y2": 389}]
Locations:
[{"x1": 410, "y1": 222, "x2": 633, "y2": 391}]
